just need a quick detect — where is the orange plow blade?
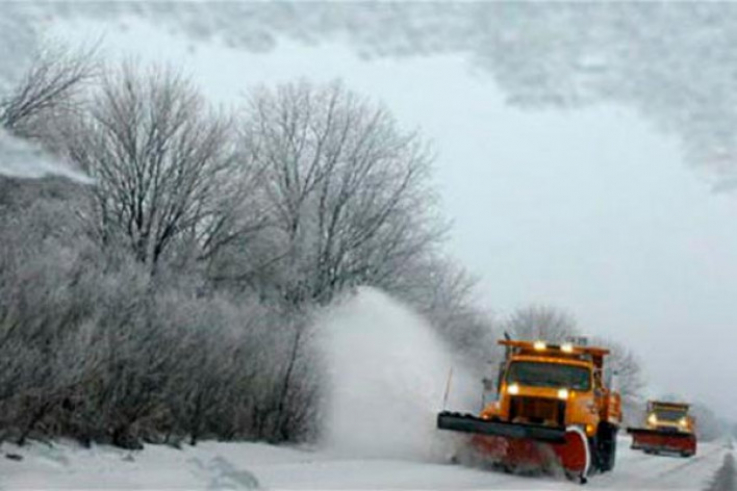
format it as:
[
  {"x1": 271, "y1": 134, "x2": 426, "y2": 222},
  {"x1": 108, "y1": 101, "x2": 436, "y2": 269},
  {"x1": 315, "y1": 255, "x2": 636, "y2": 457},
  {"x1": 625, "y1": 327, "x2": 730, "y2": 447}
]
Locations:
[
  {"x1": 438, "y1": 412, "x2": 591, "y2": 482},
  {"x1": 627, "y1": 427, "x2": 697, "y2": 456}
]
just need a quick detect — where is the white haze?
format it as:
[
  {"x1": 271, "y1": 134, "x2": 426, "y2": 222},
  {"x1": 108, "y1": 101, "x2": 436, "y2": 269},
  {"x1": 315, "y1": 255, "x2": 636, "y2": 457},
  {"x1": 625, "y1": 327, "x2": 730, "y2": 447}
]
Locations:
[
  {"x1": 0, "y1": 128, "x2": 90, "y2": 182},
  {"x1": 318, "y1": 287, "x2": 478, "y2": 462}
]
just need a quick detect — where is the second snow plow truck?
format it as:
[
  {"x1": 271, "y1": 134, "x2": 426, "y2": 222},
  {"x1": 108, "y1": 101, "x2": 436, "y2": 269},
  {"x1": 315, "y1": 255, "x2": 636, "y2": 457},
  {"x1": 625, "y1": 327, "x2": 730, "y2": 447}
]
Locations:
[
  {"x1": 437, "y1": 339, "x2": 622, "y2": 483},
  {"x1": 627, "y1": 401, "x2": 697, "y2": 457}
]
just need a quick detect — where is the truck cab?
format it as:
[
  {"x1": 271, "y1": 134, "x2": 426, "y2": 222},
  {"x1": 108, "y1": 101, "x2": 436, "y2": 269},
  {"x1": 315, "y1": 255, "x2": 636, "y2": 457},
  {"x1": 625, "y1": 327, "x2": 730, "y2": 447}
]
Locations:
[
  {"x1": 482, "y1": 341, "x2": 621, "y2": 434},
  {"x1": 645, "y1": 401, "x2": 694, "y2": 434}
]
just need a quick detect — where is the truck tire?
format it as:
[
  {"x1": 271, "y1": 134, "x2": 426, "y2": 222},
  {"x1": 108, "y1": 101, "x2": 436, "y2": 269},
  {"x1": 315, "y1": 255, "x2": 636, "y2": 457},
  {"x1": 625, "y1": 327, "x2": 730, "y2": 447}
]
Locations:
[{"x1": 596, "y1": 423, "x2": 617, "y2": 472}]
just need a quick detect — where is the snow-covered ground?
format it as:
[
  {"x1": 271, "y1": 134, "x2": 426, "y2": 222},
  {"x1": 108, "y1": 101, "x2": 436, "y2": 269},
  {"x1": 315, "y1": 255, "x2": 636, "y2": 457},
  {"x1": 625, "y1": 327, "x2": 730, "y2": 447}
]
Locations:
[{"x1": 0, "y1": 436, "x2": 729, "y2": 490}]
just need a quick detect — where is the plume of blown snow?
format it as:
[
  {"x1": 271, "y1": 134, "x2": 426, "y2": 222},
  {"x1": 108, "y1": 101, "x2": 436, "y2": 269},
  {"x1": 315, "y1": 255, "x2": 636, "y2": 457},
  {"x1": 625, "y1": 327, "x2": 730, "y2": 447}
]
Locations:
[
  {"x1": 317, "y1": 287, "x2": 479, "y2": 462},
  {"x1": 0, "y1": 129, "x2": 91, "y2": 182}
]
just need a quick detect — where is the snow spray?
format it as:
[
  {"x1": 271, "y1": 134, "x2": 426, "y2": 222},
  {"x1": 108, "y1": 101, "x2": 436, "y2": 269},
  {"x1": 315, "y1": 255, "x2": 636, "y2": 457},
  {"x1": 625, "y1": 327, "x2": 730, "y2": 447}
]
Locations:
[
  {"x1": 0, "y1": 129, "x2": 91, "y2": 182},
  {"x1": 318, "y1": 287, "x2": 478, "y2": 461}
]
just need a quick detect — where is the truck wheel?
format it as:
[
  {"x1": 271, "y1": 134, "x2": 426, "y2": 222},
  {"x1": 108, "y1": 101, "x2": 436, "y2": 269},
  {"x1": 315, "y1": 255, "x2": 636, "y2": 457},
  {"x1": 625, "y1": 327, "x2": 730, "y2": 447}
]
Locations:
[{"x1": 596, "y1": 423, "x2": 617, "y2": 472}]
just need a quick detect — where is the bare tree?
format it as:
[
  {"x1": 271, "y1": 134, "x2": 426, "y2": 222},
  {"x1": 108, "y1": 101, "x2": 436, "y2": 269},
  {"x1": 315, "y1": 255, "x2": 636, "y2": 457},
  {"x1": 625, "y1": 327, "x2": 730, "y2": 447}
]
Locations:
[
  {"x1": 208, "y1": 82, "x2": 451, "y2": 442},
  {"x1": 232, "y1": 81, "x2": 443, "y2": 305},
  {"x1": 591, "y1": 336, "x2": 644, "y2": 405},
  {"x1": 0, "y1": 45, "x2": 96, "y2": 140},
  {"x1": 398, "y1": 255, "x2": 477, "y2": 320},
  {"x1": 504, "y1": 304, "x2": 579, "y2": 342},
  {"x1": 57, "y1": 64, "x2": 261, "y2": 273}
]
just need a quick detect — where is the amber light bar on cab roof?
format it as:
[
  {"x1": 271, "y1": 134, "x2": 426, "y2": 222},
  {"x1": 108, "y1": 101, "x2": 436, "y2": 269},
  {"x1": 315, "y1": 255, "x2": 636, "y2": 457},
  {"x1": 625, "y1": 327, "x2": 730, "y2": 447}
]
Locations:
[{"x1": 498, "y1": 339, "x2": 610, "y2": 357}]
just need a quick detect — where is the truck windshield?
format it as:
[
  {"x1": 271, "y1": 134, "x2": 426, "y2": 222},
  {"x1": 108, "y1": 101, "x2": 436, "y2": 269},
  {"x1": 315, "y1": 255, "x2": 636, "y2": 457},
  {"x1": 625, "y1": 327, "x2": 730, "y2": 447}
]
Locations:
[
  {"x1": 506, "y1": 361, "x2": 591, "y2": 391},
  {"x1": 653, "y1": 408, "x2": 687, "y2": 421}
]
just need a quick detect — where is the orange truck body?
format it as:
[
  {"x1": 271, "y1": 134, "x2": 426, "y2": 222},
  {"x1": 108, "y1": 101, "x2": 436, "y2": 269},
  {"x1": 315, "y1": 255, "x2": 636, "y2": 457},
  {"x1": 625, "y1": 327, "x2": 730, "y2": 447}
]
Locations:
[
  {"x1": 627, "y1": 401, "x2": 697, "y2": 457},
  {"x1": 481, "y1": 340, "x2": 622, "y2": 438},
  {"x1": 438, "y1": 339, "x2": 622, "y2": 482}
]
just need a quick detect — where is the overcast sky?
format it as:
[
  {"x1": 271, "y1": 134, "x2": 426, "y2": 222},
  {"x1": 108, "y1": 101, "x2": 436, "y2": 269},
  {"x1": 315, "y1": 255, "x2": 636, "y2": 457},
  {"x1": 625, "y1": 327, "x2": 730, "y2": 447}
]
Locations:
[{"x1": 52, "y1": 14, "x2": 737, "y2": 418}]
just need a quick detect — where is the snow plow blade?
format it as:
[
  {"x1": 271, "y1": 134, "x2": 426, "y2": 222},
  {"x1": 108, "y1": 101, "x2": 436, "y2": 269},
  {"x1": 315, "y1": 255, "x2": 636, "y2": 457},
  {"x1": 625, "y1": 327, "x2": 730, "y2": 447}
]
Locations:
[
  {"x1": 438, "y1": 411, "x2": 590, "y2": 480},
  {"x1": 627, "y1": 427, "x2": 697, "y2": 456},
  {"x1": 437, "y1": 412, "x2": 566, "y2": 442}
]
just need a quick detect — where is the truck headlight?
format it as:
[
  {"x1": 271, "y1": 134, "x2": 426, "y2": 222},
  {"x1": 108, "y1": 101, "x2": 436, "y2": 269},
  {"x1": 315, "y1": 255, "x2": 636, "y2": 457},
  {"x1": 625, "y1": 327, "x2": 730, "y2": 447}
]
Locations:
[
  {"x1": 557, "y1": 388, "x2": 569, "y2": 400},
  {"x1": 647, "y1": 413, "x2": 658, "y2": 425},
  {"x1": 679, "y1": 417, "x2": 688, "y2": 428},
  {"x1": 533, "y1": 341, "x2": 546, "y2": 351},
  {"x1": 561, "y1": 343, "x2": 574, "y2": 353},
  {"x1": 508, "y1": 383, "x2": 520, "y2": 395}
]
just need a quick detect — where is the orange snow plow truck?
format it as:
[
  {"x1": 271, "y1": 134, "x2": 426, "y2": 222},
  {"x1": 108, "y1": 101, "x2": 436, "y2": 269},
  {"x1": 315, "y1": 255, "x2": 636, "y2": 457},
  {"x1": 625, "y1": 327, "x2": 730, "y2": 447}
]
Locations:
[
  {"x1": 437, "y1": 339, "x2": 622, "y2": 483},
  {"x1": 627, "y1": 401, "x2": 696, "y2": 457}
]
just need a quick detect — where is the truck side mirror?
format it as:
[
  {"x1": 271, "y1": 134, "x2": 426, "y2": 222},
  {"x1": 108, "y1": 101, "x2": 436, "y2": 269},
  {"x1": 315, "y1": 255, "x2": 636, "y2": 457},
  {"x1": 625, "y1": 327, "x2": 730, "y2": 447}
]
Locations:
[{"x1": 496, "y1": 361, "x2": 506, "y2": 394}]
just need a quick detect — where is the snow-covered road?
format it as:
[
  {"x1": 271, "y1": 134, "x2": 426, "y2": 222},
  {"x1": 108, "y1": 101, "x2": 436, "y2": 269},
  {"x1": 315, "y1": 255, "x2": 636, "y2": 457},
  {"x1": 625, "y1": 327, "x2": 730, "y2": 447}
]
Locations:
[{"x1": 0, "y1": 436, "x2": 730, "y2": 490}]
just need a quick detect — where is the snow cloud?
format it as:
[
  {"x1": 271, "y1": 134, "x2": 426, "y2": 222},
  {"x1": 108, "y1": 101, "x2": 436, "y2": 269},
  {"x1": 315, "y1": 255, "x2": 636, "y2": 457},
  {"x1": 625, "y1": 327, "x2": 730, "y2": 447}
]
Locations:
[{"x1": 317, "y1": 287, "x2": 477, "y2": 462}]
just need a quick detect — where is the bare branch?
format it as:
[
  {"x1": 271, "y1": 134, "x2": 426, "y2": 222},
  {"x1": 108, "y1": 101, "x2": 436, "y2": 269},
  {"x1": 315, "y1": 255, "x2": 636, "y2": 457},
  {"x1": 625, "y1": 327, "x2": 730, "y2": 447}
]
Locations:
[
  {"x1": 237, "y1": 81, "x2": 443, "y2": 305},
  {"x1": 0, "y1": 44, "x2": 98, "y2": 140}
]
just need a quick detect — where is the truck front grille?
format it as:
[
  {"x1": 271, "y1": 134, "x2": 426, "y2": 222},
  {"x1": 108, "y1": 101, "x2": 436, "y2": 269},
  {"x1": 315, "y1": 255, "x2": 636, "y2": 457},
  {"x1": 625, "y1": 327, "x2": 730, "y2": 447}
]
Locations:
[
  {"x1": 657, "y1": 426, "x2": 682, "y2": 433},
  {"x1": 509, "y1": 396, "x2": 566, "y2": 427}
]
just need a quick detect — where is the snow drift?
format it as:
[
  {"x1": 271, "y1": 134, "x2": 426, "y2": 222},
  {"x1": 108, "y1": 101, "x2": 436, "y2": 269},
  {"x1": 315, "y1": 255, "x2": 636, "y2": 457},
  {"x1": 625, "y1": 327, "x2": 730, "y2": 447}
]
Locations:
[{"x1": 318, "y1": 287, "x2": 478, "y2": 462}]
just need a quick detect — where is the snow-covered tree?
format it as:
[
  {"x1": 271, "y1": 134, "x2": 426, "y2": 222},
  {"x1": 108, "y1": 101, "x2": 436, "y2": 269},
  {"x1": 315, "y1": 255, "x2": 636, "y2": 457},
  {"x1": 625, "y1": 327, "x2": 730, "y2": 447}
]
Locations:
[
  {"x1": 56, "y1": 64, "x2": 263, "y2": 274},
  {"x1": 224, "y1": 81, "x2": 442, "y2": 306}
]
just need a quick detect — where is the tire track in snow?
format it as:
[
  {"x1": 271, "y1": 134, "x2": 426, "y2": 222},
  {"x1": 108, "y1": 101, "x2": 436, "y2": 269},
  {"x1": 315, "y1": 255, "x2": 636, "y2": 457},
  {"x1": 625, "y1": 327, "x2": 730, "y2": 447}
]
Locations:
[
  {"x1": 654, "y1": 443, "x2": 725, "y2": 480},
  {"x1": 705, "y1": 451, "x2": 735, "y2": 491},
  {"x1": 593, "y1": 442, "x2": 726, "y2": 489}
]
